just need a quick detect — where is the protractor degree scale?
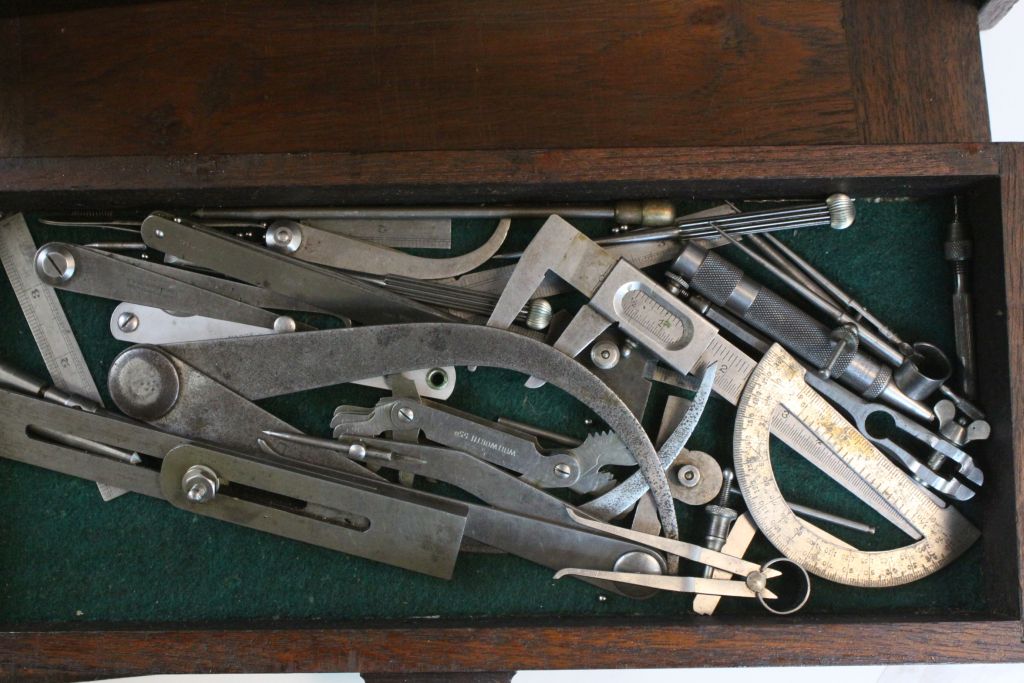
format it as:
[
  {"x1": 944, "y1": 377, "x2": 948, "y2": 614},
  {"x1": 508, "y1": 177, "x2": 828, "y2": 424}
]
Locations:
[{"x1": 734, "y1": 345, "x2": 979, "y2": 587}]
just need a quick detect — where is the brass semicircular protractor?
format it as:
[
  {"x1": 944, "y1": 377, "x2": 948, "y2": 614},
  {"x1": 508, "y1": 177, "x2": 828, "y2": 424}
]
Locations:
[{"x1": 733, "y1": 344, "x2": 979, "y2": 588}]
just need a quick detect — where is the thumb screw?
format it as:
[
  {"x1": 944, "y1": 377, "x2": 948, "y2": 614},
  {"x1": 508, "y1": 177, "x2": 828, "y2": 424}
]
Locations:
[{"x1": 703, "y1": 467, "x2": 738, "y2": 578}]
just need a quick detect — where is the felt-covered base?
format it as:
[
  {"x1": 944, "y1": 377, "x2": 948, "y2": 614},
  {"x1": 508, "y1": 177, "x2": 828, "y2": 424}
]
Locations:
[{"x1": 0, "y1": 198, "x2": 985, "y2": 624}]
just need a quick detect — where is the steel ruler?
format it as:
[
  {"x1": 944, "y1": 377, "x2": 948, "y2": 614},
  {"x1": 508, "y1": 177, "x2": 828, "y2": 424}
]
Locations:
[
  {"x1": 305, "y1": 218, "x2": 451, "y2": 250},
  {"x1": 0, "y1": 214, "x2": 123, "y2": 500},
  {"x1": 732, "y1": 345, "x2": 978, "y2": 586}
]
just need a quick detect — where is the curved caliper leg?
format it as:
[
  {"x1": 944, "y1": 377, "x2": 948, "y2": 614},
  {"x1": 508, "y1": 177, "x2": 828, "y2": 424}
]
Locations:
[
  {"x1": 486, "y1": 216, "x2": 722, "y2": 543},
  {"x1": 158, "y1": 322, "x2": 671, "y2": 527},
  {"x1": 265, "y1": 218, "x2": 511, "y2": 280}
]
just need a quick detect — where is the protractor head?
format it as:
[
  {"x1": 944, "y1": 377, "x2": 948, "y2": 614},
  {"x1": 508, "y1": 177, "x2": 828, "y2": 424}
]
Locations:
[{"x1": 732, "y1": 345, "x2": 979, "y2": 588}]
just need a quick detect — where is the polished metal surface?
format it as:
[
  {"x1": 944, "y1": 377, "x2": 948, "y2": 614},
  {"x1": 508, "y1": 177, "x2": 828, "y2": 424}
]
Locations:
[
  {"x1": 34, "y1": 243, "x2": 77, "y2": 284},
  {"x1": 564, "y1": 508, "x2": 779, "y2": 580},
  {"x1": 673, "y1": 242, "x2": 931, "y2": 422},
  {"x1": 181, "y1": 464, "x2": 219, "y2": 503},
  {"x1": 803, "y1": 371, "x2": 982, "y2": 500},
  {"x1": 108, "y1": 347, "x2": 182, "y2": 421}
]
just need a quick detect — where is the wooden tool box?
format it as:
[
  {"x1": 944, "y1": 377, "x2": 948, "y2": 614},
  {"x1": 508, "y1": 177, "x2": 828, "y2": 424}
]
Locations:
[{"x1": 0, "y1": 1, "x2": 1022, "y2": 681}]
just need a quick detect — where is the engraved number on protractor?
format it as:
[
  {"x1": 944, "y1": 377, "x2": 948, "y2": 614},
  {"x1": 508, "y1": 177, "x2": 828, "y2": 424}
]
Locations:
[
  {"x1": 618, "y1": 288, "x2": 691, "y2": 349},
  {"x1": 733, "y1": 345, "x2": 979, "y2": 587}
]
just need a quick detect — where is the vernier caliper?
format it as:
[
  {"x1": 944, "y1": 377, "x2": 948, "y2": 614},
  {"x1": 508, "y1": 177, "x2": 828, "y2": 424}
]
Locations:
[{"x1": 486, "y1": 216, "x2": 927, "y2": 536}]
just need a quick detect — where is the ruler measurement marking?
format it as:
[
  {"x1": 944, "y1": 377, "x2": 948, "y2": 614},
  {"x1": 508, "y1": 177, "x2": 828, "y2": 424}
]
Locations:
[
  {"x1": 0, "y1": 215, "x2": 123, "y2": 500},
  {"x1": 696, "y1": 335, "x2": 919, "y2": 538},
  {"x1": 733, "y1": 347, "x2": 978, "y2": 586}
]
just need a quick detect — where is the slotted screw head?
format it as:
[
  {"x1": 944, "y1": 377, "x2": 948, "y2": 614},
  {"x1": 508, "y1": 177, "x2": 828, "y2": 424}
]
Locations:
[
  {"x1": 553, "y1": 463, "x2": 573, "y2": 479},
  {"x1": 34, "y1": 244, "x2": 77, "y2": 284},
  {"x1": 397, "y1": 406, "x2": 416, "y2": 423},
  {"x1": 117, "y1": 312, "x2": 140, "y2": 333}
]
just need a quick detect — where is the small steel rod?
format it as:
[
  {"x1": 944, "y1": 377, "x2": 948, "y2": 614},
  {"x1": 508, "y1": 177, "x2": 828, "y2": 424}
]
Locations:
[
  {"x1": 726, "y1": 487, "x2": 875, "y2": 535},
  {"x1": 789, "y1": 503, "x2": 876, "y2": 535},
  {"x1": 708, "y1": 223, "x2": 906, "y2": 369},
  {"x1": 746, "y1": 234, "x2": 838, "y2": 306},
  {"x1": 195, "y1": 205, "x2": 618, "y2": 221},
  {"x1": 760, "y1": 233, "x2": 904, "y2": 347}
]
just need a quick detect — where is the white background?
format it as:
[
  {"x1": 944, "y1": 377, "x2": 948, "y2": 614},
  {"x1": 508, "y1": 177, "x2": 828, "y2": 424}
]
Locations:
[
  {"x1": 981, "y1": 6, "x2": 1024, "y2": 141},
  {"x1": 98, "y1": 8, "x2": 1024, "y2": 683}
]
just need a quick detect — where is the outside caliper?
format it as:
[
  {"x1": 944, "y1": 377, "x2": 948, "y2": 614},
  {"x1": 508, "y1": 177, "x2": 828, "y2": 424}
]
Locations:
[{"x1": 331, "y1": 398, "x2": 635, "y2": 494}]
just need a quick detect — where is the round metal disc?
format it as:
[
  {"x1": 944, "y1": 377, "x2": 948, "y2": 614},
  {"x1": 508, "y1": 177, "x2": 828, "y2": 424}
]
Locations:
[
  {"x1": 611, "y1": 550, "x2": 665, "y2": 600},
  {"x1": 108, "y1": 346, "x2": 181, "y2": 421},
  {"x1": 667, "y1": 449, "x2": 723, "y2": 505}
]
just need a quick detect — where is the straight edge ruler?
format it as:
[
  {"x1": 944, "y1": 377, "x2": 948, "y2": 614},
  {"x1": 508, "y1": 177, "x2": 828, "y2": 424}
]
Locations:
[
  {"x1": 305, "y1": 218, "x2": 452, "y2": 250},
  {"x1": 0, "y1": 213, "x2": 125, "y2": 500}
]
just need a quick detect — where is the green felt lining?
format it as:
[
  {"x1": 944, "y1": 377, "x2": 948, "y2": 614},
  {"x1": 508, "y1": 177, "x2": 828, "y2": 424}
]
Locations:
[{"x1": 0, "y1": 198, "x2": 987, "y2": 625}]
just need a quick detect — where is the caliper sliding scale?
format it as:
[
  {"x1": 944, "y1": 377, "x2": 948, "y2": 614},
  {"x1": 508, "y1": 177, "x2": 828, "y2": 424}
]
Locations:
[
  {"x1": 487, "y1": 215, "x2": 919, "y2": 538},
  {"x1": 735, "y1": 346, "x2": 979, "y2": 587}
]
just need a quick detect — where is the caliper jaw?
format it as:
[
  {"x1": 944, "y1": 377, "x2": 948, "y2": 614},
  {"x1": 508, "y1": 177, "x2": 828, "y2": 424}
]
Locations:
[
  {"x1": 487, "y1": 217, "x2": 617, "y2": 330},
  {"x1": 488, "y1": 216, "x2": 720, "y2": 382}
]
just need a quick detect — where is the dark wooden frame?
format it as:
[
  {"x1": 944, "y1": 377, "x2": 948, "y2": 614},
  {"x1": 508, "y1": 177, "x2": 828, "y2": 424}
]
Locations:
[
  {"x1": 0, "y1": 0, "x2": 992, "y2": 155},
  {"x1": 0, "y1": 143, "x2": 1022, "y2": 681}
]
